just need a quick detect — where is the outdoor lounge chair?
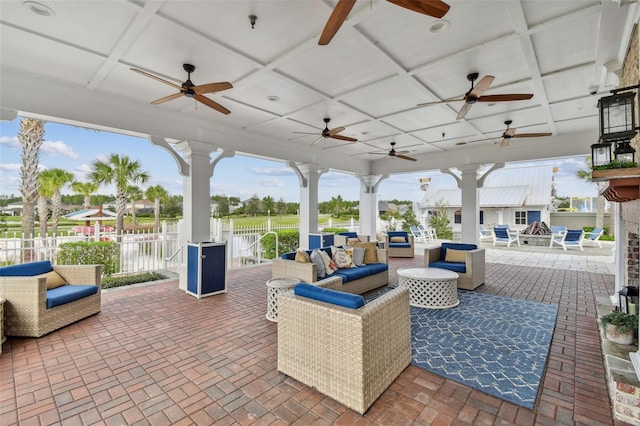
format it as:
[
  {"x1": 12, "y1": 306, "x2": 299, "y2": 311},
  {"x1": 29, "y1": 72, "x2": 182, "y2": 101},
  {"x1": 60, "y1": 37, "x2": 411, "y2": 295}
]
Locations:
[
  {"x1": 418, "y1": 224, "x2": 437, "y2": 240},
  {"x1": 493, "y1": 227, "x2": 519, "y2": 247},
  {"x1": 478, "y1": 225, "x2": 493, "y2": 242},
  {"x1": 551, "y1": 229, "x2": 584, "y2": 251},
  {"x1": 548, "y1": 225, "x2": 567, "y2": 247},
  {"x1": 410, "y1": 225, "x2": 427, "y2": 244},
  {"x1": 385, "y1": 231, "x2": 414, "y2": 257},
  {"x1": 333, "y1": 232, "x2": 370, "y2": 246},
  {"x1": 583, "y1": 227, "x2": 604, "y2": 248}
]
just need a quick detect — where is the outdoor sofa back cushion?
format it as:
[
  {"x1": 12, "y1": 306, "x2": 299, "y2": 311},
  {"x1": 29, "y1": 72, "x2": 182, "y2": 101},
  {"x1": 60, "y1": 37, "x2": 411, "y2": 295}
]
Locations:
[
  {"x1": 0, "y1": 260, "x2": 53, "y2": 276},
  {"x1": 440, "y1": 243, "x2": 477, "y2": 261},
  {"x1": 339, "y1": 232, "x2": 358, "y2": 238},
  {"x1": 294, "y1": 283, "x2": 365, "y2": 309}
]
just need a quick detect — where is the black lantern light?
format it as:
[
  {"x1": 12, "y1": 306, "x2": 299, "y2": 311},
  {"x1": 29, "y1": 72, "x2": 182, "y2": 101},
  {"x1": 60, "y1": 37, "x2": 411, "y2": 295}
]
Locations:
[
  {"x1": 618, "y1": 286, "x2": 639, "y2": 314},
  {"x1": 591, "y1": 142, "x2": 613, "y2": 167},
  {"x1": 613, "y1": 140, "x2": 636, "y2": 163},
  {"x1": 599, "y1": 91, "x2": 637, "y2": 142}
]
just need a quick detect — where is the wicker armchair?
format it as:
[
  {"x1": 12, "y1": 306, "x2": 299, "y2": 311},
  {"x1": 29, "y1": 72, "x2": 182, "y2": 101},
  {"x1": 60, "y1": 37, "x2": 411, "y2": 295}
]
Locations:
[
  {"x1": 0, "y1": 262, "x2": 102, "y2": 337},
  {"x1": 385, "y1": 231, "x2": 415, "y2": 258},
  {"x1": 277, "y1": 286, "x2": 411, "y2": 414},
  {"x1": 424, "y1": 243, "x2": 485, "y2": 290},
  {"x1": 333, "y1": 232, "x2": 370, "y2": 246}
]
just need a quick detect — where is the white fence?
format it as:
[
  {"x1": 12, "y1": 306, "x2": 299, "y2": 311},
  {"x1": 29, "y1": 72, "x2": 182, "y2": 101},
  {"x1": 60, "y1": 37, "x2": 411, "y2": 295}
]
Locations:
[{"x1": 0, "y1": 218, "x2": 362, "y2": 275}]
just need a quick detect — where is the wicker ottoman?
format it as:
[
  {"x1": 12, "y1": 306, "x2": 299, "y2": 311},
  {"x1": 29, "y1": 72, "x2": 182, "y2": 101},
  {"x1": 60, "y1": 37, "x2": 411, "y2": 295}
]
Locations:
[{"x1": 397, "y1": 267, "x2": 459, "y2": 309}]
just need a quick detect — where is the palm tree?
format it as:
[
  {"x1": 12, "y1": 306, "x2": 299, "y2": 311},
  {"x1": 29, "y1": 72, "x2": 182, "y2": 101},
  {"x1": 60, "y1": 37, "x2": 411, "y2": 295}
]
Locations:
[
  {"x1": 71, "y1": 181, "x2": 98, "y2": 209},
  {"x1": 145, "y1": 185, "x2": 169, "y2": 233},
  {"x1": 18, "y1": 118, "x2": 44, "y2": 261},
  {"x1": 88, "y1": 154, "x2": 149, "y2": 237},
  {"x1": 40, "y1": 168, "x2": 74, "y2": 236},
  {"x1": 37, "y1": 174, "x2": 54, "y2": 239},
  {"x1": 126, "y1": 185, "x2": 144, "y2": 227}
]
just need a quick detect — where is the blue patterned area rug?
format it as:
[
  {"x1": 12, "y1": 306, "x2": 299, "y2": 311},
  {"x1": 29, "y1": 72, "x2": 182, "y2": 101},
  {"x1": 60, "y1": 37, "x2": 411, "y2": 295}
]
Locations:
[
  {"x1": 366, "y1": 288, "x2": 558, "y2": 409},
  {"x1": 411, "y1": 290, "x2": 558, "y2": 409}
]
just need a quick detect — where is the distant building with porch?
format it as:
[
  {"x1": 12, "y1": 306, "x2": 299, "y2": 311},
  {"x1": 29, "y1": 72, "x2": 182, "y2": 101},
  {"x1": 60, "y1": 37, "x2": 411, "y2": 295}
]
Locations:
[{"x1": 418, "y1": 164, "x2": 555, "y2": 232}]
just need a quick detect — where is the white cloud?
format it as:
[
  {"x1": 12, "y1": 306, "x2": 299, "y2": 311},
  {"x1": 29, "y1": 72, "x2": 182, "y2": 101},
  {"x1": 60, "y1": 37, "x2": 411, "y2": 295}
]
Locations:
[
  {"x1": 41, "y1": 140, "x2": 80, "y2": 159},
  {"x1": 0, "y1": 163, "x2": 21, "y2": 171},
  {"x1": 257, "y1": 178, "x2": 283, "y2": 187},
  {"x1": 0, "y1": 135, "x2": 20, "y2": 148},
  {"x1": 249, "y1": 166, "x2": 294, "y2": 176}
]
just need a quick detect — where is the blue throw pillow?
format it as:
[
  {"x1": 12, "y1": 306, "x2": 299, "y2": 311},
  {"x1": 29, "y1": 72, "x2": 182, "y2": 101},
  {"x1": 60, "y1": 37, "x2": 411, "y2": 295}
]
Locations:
[{"x1": 294, "y1": 283, "x2": 365, "y2": 309}]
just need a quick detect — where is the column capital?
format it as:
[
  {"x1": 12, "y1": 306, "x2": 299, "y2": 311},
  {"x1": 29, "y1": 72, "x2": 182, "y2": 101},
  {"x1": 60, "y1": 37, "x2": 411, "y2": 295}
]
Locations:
[{"x1": 358, "y1": 174, "x2": 387, "y2": 193}]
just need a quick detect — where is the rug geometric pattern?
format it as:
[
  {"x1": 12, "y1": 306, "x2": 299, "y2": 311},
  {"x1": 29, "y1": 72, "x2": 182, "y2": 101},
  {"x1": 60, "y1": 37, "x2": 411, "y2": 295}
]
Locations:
[
  {"x1": 411, "y1": 290, "x2": 558, "y2": 409},
  {"x1": 366, "y1": 288, "x2": 558, "y2": 409}
]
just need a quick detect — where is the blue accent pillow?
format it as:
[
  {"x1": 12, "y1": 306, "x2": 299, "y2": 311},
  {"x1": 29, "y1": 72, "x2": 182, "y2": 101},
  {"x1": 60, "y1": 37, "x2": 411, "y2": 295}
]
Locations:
[
  {"x1": 0, "y1": 260, "x2": 53, "y2": 276},
  {"x1": 339, "y1": 232, "x2": 357, "y2": 238},
  {"x1": 294, "y1": 283, "x2": 365, "y2": 309}
]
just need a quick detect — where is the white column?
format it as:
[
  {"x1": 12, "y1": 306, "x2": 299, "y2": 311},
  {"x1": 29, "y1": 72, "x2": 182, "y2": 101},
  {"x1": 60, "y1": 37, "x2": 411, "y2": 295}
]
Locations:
[
  {"x1": 175, "y1": 141, "x2": 215, "y2": 244},
  {"x1": 358, "y1": 175, "x2": 385, "y2": 241},
  {"x1": 459, "y1": 165, "x2": 480, "y2": 244},
  {"x1": 289, "y1": 163, "x2": 320, "y2": 248}
]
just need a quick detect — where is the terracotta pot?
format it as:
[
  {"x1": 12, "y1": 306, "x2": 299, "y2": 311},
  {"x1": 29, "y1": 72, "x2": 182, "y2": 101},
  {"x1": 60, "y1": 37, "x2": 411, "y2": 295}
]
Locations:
[{"x1": 605, "y1": 323, "x2": 635, "y2": 345}]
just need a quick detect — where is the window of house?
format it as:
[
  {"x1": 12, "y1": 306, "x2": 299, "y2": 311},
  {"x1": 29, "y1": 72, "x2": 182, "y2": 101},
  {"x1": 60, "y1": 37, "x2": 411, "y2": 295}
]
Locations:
[
  {"x1": 515, "y1": 211, "x2": 527, "y2": 225},
  {"x1": 479, "y1": 210, "x2": 484, "y2": 225},
  {"x1": 454, "y1": 210, "x2": 461, "y2": 224}
]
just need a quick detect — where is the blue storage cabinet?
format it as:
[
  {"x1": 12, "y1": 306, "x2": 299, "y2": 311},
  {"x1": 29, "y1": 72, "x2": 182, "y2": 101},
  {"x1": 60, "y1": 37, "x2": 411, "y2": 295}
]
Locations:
[
  {"x1": 187, "y1": 242, "x2": 227, "y2": 298},
  {"x1": 308, "y1": 233, "x2": 334, "y2": 250}
]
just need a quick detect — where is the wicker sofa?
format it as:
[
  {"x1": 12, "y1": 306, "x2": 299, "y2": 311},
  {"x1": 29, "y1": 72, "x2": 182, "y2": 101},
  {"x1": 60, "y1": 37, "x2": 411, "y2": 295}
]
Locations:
[
  {"x1": 277, "y1": 285, "x2": 411, "y2": 414},
  {"x1": 424, "y1": 242, "x2": 485, "y2": 290},
  {"x1": 0, "y1": 261, "x2": 102, "y2": 337},
  {"x1": 272, "y1": 246, "x2": 389, "y2": 295}
]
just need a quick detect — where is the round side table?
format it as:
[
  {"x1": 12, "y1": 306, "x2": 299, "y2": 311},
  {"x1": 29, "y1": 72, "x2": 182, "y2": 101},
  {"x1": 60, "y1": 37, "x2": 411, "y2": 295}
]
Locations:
[
  {"x1": 266, "y1": 278, "x2": 299, "y2": 322},
  {"x1": 397, "y1": 267, "x2": 459, "y2": 309}
]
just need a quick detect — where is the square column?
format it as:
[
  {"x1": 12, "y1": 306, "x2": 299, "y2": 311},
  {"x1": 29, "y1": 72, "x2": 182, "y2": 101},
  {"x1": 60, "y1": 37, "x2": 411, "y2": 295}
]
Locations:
[
  {"x1": 295, "y1": 163, "x2": 320, "y2": 248},
  {"x1": 459, "y1": 165, "x2": 480, "y2": 244},
  {"x1": 359, "y1": 175, "x2": 385, "y2": 241}
]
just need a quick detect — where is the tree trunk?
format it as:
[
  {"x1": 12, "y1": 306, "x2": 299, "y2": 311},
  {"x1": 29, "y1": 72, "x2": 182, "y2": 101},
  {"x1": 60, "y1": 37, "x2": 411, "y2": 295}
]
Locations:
[
  {"x1": 19, "y1": 118, "x2": 44, "y2": 262},
  {"x1": 115, "y1": 191, "x2": 127, "y2": 241},
  {"x1": 37, "y1": 195, "x2": 48, "y2": 242},
  {"x1": 84, "y1": 195, "x2": 91, "y2": 209},
  {"x1": 51, "y1": 190, "x2": 62, "y2": 236},
  {"x1": 154, "y1": 198, "x2": 160, "y2": 233}
]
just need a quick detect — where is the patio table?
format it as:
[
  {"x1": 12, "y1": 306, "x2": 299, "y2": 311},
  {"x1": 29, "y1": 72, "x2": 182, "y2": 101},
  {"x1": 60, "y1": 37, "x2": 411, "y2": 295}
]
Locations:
[
  {"x1": 397, "y1": 267, "x2": 459, "y2": 309},
  {"x1": 266, "y1": 277, "x2": 299, "y2": 322}
]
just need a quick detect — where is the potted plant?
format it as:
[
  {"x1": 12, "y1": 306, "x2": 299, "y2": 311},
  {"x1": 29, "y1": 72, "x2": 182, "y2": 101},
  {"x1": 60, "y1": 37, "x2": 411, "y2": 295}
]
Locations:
[{"x1": 600, "y1": 311, "x2": 639, "y2": 344}]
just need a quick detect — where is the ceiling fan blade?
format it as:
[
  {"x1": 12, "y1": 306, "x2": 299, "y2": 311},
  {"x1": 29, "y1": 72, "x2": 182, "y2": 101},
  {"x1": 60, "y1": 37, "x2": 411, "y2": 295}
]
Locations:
[
  {"x1": 192, "y1": 82, "x2": 233, "y2": 95},
  {"x1": 456, "y1": 102, "x2": 473, "y2": 120},
  {"x1": 328, "y1": 126, "x2": 346, "y2": 136},
  {"x1": 469, "y1": 75, "x2": 494, "y2": 98},
  {"x1": 512, "y1": 132, "x2": 552, "y2": 138},
  {"x1": 318, "y1": 0, "x2": 356, "y2": 45},
  {"x1": 151, "y1": 92, "x2": 184, "y2": 105},
  {"x1": 395, "y1": 150, "x2": 410, "y2": 155},
  {"x1": 330, "y1": 134, "x2": 358, "y2": 142},
  {"x1": 130, "y1": 68, "x2": 182, "y2": 90},
  {"x1": 194, "y1": 94, "x2": 230, "y2": 115},
  {"x1": 504, "y1": 128, "x2": 517, "y2": 137},
  {"x1": 396, "y1": 154, "x2": 417, "y2": 161},
  {"x1": 500, "y1": 138, "x2": 510, "y2": 148},
  {"x1": 386, "y1": 0, "x2": 450, "y2": 18},
  {"x1": 312, "y1": 136, "x2": 326, "y2": 146},
  {"x1": 417, "y1": 97, "x2": 465, "y2": 107},
  {"x1": 478, "y1": 93, "x2": 533, "y2": 102},
  {"x1": 293, "y1": 131, "x2": 321, "y2": 135}
]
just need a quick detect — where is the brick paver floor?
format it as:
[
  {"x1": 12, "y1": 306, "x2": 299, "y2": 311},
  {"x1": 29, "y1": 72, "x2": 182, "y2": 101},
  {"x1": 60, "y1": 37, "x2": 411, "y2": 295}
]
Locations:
[{"x1": 0, "y1": 255, "x2": 629, "y2": 425}]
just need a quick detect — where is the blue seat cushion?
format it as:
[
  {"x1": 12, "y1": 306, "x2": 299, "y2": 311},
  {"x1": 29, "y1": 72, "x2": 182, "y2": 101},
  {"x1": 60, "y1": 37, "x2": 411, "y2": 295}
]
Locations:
[
  {"x1": 46, "y1": 285, "x2": 99, "y2": 309},
  {"x1": 0, "y1": 260, "x2": 53, "y2": 276},
  {"x1": 389, "y1": 243, "x2": 411, "y2": 248},
  {"x1": 429, "y1": 260, "x2": 466, "y2": 274},
  {"x1": 440, "y1": 243, "x2": 477, "y2": 261},
  {"x1": 294, "y1": 283, "x2": 365, "y2": 309},
  {"x1": 339, "y1": 232, "x2": 357, "y2": 238},
  {"x1": 364, "y1": 263, "x2": 388, "y2": 274},
  {"x1": 332, "y1": 266, "x2": 371, "y2": 283}
]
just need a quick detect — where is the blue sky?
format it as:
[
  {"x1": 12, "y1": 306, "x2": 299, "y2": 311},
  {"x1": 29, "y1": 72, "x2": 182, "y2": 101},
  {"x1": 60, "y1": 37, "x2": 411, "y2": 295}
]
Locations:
[{"x1": 0, "y1": 118, "x2": 597, "y2": 203}]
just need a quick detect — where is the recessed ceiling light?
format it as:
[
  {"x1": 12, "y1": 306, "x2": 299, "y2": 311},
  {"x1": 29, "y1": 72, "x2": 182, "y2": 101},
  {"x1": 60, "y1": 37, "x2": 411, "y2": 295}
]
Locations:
[
  {"x1": 24, "y1": 1, "x2": 55, "y2": 16},
  {"x1": 266, "y1": 95, "x2": 280, "y2": 102},
  {"x1": 429, "y1": 20, "x2": 450, "y2": 33},
  {"x1": 361, "y1": 131, "x2": 369, "y2": 135},
  {"x1": 455, "y1": 141, "x2": 467, "y2": 146}
]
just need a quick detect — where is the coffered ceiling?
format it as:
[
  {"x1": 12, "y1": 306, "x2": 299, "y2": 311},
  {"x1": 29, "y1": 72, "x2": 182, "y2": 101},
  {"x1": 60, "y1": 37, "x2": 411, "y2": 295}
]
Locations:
[{"x1": 1, "y1": 0, "x2": 637, "y2": 177}]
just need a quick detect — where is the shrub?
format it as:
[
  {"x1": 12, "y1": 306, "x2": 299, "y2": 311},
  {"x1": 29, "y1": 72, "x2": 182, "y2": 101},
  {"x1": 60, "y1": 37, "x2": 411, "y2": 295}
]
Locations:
[
  {"x1": 322, "y1": 227, "x2": 348, "y2": 234},
  {"x1": 57, "y1": 241, "x2": 120, "y2": 276},
  {"x1": 262, "y1": 229, "x2": 299, "y2": 259},
  {"x1": 102, "y1": 272, "x2": 162, "y2": 289}
]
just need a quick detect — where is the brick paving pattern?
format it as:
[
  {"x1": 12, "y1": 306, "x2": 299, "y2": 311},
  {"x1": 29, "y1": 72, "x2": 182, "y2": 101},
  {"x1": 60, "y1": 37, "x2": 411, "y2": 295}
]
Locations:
[{"x1": 0, "y1": 255, "x2": 631, "y2": 425}]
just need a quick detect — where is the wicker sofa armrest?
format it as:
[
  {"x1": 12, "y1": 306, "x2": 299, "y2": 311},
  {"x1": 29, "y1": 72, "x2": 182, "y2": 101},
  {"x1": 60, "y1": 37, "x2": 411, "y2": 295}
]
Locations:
[
  {"x1": 423, "y1": 246, "x2": 443, "y2": 266},
  {"x1": 277, "y1": 286, "x2": 411, "y2": 414},
  {"x1": 0, "y1": 276, "x2": 48, "y2": 312},
  {"x1": 54, "y1": 264, "x2": 102, "y2": 287},
  {"x1": 272, "y1": 258, "x2": 317, "y2": 283},
  {"x1": 376, "y1": 248, "x2": 388, "y2": 264}
]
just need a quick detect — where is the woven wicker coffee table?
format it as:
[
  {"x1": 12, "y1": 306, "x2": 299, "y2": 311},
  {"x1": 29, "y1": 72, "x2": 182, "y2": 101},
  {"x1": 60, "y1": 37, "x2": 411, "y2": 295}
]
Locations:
[
  {"x1": 266, "y1": 277, "x2": 299, "y2": 322},
  {"x1": 397, "y1": 267, "x2": 459, "y2": 309}
]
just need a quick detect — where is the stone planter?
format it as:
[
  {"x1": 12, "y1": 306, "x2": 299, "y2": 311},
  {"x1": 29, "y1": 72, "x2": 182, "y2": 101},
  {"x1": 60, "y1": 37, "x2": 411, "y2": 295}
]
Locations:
[{"x1": 604, "y1": 323, "x2": 635, "y2": 345}]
